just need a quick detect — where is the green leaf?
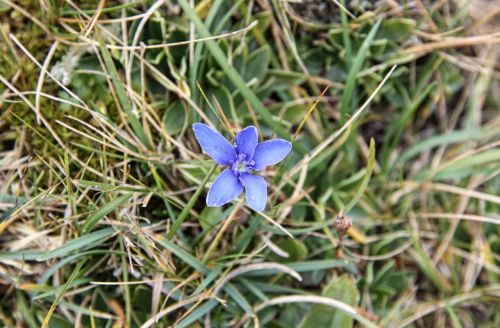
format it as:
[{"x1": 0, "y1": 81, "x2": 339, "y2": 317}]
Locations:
[
  {"x1": 270, "y1": 239, "x2": 309, "y2": 262},
  {"x1": 422, "y1": 149, "x2": 500, "y2": 181},
  {"x1": 75, "y1": 180, "x2": 148, "y2": 192},
  {"x1": 175, "y1": 299, "x2": 218, "y2": 328},
  {"x1": 33, "y1": 278, "x2": 90, "y2": 300},
  {"x1": 39, "y1": 250, "x2": 126, "y2": 284},
  {"x1": 38, "y1": 228, "x2": 116, "y2": 261},
  {"x1": 198, "y1": 206, "x2": 224, "y2": 230},
  {"x1": 225, "y1": 283, "x2": 253, "y2": 315},
  {"x1": 162, "y1": 101, "x2": 187, "y2": 135},
  {"x1": 81, "y1": 193, "x2": 133, "y2": 234},
  {"x1": 155, "y1": 237, "x2": 209, "y2": 274},
  {"x1": 0, "y1": 250, "x2": 44, "y2": 261},
  {"x1": 193, "y1": 265, "x2": 223, "y2": 295},
  {"x1": 268, "y1": 69, "x2": 307, "y2": 84},
  {"x1": 244, "y1": 45, "x2": 271, "y2": 82},
  {"x1": 379, "y1": 18, "x2": 416, "y2": 42},
  {"x1": 287, "y1": 259, "x2": 356, "y2": 273},
  {"x1": 299, "y1": 275, "x2": 360, "y2": 328},
  {"x1": 16, "y1": 290, "x2": 38, "y2": 328},
  {"x1": 42, "y1": 259, "x2": 87, "y2": 328}
]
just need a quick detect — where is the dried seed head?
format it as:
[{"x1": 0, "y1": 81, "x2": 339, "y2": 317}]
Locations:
[{"x1": 333, "y1": 215, "x2": 352, "y2": 237}]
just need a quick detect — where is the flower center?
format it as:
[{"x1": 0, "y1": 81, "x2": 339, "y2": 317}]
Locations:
[{"x1": 230, "y1": 153, "x2": 254, "y2": 176}]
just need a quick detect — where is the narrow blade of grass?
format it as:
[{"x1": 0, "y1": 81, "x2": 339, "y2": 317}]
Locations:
[
  {"x1": 97, "y1": 33, "x2": 151, "y2": 149},
  {"x1": 224, "y1": 283, "x2": 253, "y2": 315},
  {"x1": 41, "y1": 259, "x2": 87, "y2": 328},
  {"x1": 340, "y1": 20, "x2": 381, "y2": 123},
  {"x1": 37, "y1": 227, "x2": 116, "y2": 261},
  {"x1": 166, "y1": 164, "x2": 217, "y2": 240},
  {"x1": 394, "y1": 127, "x2": 489, "y2": 166},
  {"x1": 175, "y1": 299, "x2": 218, "y2": 328},
  {"x1": 81, "y1": 193, "x2": 134, "y2": 234},
  {"x1": 155, "y1": 236, "x2": 209, "y2": 274},
  {"x1": 409, "y1": 235, "x2": 452, "y2": 293},
  {"x1": 343, "y1": 138, "x2": 376, "y2": 214},
  {"x1": 381, "y1": 82, "x2": 437, "y2": 172}
]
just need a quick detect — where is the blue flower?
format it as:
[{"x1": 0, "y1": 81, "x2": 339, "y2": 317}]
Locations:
[{"x1": 192, "y1": 123, "x2": 292, "y2": 212}]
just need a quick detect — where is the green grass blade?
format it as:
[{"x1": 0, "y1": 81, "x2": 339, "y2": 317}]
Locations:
[
  {"x1": 155, "y1": 236, "x2": 209, "y2": 274},
  {"x1": 193, "y1": 265, "x2": 223, "y2": 295},
  {"x1": 343, "y1": 138, "x2": 376, "y2": 214},
  {"x1": 37, "y1": 227, "x2": 116, "y2": 261},
  {"x1": 395, "y1": 127, "x2": 489, "y2": 166},
  {"x1": 340, "y1": 20, "x2": 381, "y2": 123},
  {"x1": 175, "y1": 299, "x2": 218, "y2": 328},
  {"x1": 287, "y1": 259, "x2": 356, "y2": 273},
  {"x1": 224, "y1": 283, "x2": 253, "y2": 315},
  {"x1": 41, "y1": 259, "x2": 87, "y2": 328},
  {"x1": 409, "y1": 234, "x2": 452, "y2": 293},
  {"x1": 33, "y1": 278, "x2": 90, "y2": 300},
  {"x1": 381, "y1": 82, "x2": 437, "y2": 172},
  {"x1": 167, "y1": 164, "x2": 217, "y2": 240},
  {"x1": 81, "y1": 193, "x2": 134, "y2": 234},
  {"x1": 16, "y1": 290, "x2": 38, "y2": 328},
  {"x1": 39, "y1": 250, "x2": 125, "y2": 283},
  {"x1": 0, "y1": 250, "x2": 44, "y2": 260},
  {"x1": 245, "y1": 259, "x2": 355, "y2": 276},
  {"x1": 97, "y1": 33, "x2": 151, "y2": 149}
]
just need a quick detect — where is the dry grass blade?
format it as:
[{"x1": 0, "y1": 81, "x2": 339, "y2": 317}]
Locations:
[
  {"x1": 404, "y1": 33, "x2": 500, "y2": 57},
  {"x1": 237, "y1": 295, "x2": 379, "y2": 328},
  {"x1": 213, "y1": 262, "x2": 303, "y2": 294},
  {"x1": 34, "y1": 41, "x2": 59, "y2": 124},
  {"x1": 292, "y1": 84, "x2": 330, "y2": 141}
]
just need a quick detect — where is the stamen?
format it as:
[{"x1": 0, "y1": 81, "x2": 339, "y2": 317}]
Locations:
[{"x1": 230, "y1": 153, "x2": 254, "y2": 176}]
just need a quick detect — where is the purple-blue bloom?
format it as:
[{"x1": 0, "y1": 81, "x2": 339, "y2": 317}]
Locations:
[{"x1": 192, "y1": 123, "x2": 292, "y2": 212}]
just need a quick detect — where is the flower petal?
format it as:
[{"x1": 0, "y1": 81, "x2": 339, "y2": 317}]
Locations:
[
  {"x1": 207, "y1": 170, "x2": 243, "y2": 207},
  {"x1": 252, "y1": 139, "x2": 292, "y2": 171},
  {"x1": 235, "y1": 126, "x2": 258, "y2": 158},
  {"x1": 192, "y1": 123, "x2": 236, "y2": 165},
  {"x1": 240, "y1": 174, "x2": 267, "y2": 212}
]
